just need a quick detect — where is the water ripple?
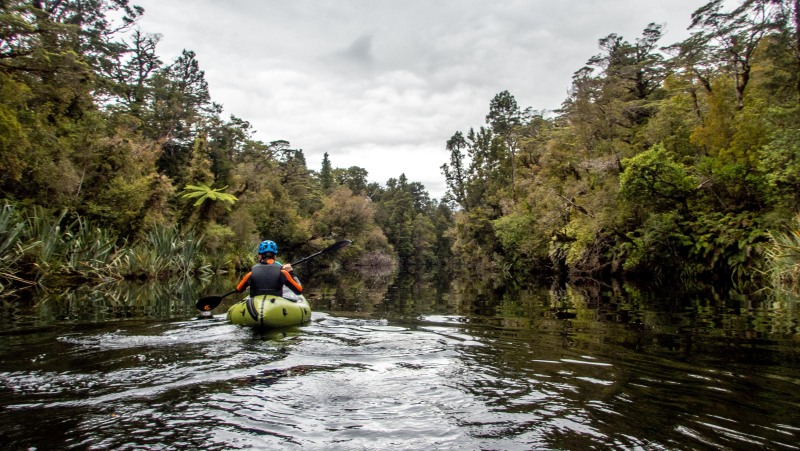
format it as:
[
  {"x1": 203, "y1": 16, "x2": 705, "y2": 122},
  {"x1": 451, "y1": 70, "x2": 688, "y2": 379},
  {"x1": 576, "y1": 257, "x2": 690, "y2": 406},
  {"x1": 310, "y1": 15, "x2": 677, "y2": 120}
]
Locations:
[{"x1": 0, "y1": 311, "x2": 798, "y2": 449}]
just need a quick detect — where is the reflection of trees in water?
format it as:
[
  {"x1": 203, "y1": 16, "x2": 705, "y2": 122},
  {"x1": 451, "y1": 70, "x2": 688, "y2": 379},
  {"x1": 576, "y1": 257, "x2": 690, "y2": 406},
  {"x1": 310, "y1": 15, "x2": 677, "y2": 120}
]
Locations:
[
  {"x1": 307, "y1": 266, "x2": 397, "y2": 316},
  {"x1": 351, "y1": 273, "x2": 800, "y2": 361},
  {"x1": 4, "y1": 268, "x2": 796, "y2": 363},
  {"x1": 554, "y1": 281, "x2": 800, "y2": 362},
  {"x1": 308, "y1": 267, "x2": 455, "y2": 318},
  {"x1": 3, "y1": 277, "x2": 217, "y2": 328}
]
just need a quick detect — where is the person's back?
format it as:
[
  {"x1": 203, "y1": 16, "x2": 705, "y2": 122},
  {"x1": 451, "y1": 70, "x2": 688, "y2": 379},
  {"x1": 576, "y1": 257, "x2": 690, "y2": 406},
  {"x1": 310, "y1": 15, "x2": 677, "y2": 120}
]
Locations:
[
  {"x1": 244, "y1": 258, "x2": 288, "y2": 296},
  {"x1": 235, "y1": 240, "x2": 303, "y2": 299}
]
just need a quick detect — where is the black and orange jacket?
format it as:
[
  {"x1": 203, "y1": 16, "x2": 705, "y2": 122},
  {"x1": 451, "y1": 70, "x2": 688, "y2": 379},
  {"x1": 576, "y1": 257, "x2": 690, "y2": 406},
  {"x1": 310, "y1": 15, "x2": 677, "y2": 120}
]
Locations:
[{"x1": 236, "y1": 259, "x2": 303, "y2": 297}]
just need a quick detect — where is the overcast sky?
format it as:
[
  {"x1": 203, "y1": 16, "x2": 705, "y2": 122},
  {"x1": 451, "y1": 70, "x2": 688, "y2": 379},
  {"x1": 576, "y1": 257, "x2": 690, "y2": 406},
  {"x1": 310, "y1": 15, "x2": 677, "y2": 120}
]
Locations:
[{"x1": 132, "y1": 0, "x2": 713, "y2": 199}]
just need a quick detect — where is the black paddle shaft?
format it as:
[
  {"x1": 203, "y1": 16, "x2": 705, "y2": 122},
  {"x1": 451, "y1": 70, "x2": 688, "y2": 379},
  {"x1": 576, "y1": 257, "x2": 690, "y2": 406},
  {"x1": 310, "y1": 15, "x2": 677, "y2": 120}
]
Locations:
[
  {"x1": 290, "y1": 240, "x2": 351, "y2": 266},
  {"x1": 194, "y1": 240, "x2": 352, "y2": 311}
]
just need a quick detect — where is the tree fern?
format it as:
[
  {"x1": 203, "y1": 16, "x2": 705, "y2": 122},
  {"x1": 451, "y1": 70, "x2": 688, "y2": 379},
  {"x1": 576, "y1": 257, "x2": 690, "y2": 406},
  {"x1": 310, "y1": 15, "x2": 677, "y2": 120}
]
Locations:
[{"x1": 180, "y1": 184, "x2": 238, "y2": 208}]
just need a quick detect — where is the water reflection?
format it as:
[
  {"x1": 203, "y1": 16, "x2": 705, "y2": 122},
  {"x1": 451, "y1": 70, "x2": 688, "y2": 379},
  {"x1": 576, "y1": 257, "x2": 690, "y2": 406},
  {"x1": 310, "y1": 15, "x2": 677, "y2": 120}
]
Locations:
[
  {"x1": 0, "y1": 271, "x2": 799, "y2": 449},
  {"x1": 301, "y1": 270, "x2": 799, "y2": 360},
  {"x1": 2, "y1": 271, "x2": 798, "y2": 364},
  {"x1": 0, "y1": 276, "x2": 230, "y2": 332}
]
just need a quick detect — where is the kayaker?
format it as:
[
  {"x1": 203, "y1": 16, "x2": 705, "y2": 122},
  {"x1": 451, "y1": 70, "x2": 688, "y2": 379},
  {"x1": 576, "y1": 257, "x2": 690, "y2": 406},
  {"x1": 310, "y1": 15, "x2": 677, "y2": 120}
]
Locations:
[{"x1": 235, "y1": 240, "x2": 303, "y2": 300}]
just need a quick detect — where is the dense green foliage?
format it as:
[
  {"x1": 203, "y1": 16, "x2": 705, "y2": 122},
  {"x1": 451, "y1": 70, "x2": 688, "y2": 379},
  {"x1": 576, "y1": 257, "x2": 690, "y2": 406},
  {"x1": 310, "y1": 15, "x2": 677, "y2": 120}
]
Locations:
[
  {"x1": 441, "y1": 1, "x2": 800, "y2": 292},
  {"x1": 0, "y1": 0, "x2": 452, "y2": 294},
  {"x1": 3, "y1": 0, "x2": 800, "y2": 296}
]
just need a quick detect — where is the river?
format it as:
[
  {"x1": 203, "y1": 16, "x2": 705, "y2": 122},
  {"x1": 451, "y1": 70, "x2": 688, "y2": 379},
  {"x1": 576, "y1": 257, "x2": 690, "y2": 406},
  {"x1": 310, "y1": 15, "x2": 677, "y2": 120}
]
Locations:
[{"x1": 0, "y1": 272, "x2": 798, "y2": 450}]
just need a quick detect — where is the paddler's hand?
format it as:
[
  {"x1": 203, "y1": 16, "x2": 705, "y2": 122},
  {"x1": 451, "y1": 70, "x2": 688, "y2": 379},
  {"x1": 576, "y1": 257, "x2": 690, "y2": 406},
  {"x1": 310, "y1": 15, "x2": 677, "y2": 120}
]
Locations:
[{"x1": 282, "y1": 263, "x2": 293, "y2": 272}]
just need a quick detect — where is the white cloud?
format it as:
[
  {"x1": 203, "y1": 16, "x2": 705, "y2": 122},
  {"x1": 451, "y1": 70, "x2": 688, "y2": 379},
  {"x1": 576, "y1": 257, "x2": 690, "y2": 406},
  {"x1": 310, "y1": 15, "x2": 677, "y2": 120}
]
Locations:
[{"x1": 133, "y1": 0, "x2": 707, "y2": 199}]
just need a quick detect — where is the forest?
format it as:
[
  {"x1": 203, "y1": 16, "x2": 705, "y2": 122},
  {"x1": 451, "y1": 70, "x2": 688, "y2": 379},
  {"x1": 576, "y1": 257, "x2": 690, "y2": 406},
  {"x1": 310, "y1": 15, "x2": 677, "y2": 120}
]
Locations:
[{"x1": 0, "y1": 0, "x2": 799, "y2": 297}]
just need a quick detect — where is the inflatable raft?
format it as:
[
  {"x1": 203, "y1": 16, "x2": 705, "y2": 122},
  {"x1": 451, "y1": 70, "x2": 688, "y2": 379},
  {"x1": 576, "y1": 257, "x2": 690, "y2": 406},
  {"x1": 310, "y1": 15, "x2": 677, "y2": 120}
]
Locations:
[{"x1": 226, "y1": 294, "x2": 312, "y2": 328}]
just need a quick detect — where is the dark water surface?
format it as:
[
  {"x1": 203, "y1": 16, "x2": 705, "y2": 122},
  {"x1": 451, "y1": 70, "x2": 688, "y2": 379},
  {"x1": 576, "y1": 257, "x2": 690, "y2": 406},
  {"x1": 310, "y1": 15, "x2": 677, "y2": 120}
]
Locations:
[{"x1": 0, "y1": 275, "x2": 799, "y2": 450}]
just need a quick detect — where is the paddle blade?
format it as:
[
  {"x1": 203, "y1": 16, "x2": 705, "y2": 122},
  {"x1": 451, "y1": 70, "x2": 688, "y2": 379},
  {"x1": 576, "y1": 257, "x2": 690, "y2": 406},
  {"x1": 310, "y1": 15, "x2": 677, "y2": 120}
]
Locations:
[
  {"x1": 195, "y1": 289, "x2": 238, "y2": 311},
  {"x1": 329, "y1": 239, "x2": 352, "y2": 252},
  {"x1": 195, "y1": 295, "x2": 223, "y2": 311}
]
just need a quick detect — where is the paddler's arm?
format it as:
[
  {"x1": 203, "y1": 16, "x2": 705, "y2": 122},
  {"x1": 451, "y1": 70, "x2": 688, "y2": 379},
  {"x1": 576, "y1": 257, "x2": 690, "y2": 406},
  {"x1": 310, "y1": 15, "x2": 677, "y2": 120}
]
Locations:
[
  {"x1": 280, "y1": 264, "x2": 303, "y2": 294},
  {"x1": 235, "y1": 272, "x2": 252, "y2": 293}
]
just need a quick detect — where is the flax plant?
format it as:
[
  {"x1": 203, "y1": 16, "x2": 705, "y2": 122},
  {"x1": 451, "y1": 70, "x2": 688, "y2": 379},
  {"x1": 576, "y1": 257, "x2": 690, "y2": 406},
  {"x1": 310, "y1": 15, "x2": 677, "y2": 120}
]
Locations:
[
  {"x1": 1, "y1": 202, "x2": 214, "y2": 291},
  {"x1": 0, "y1": 202, "x2": 35, "y2": 292},
  {"x1": 114, "y1": 225, "x2": 211, "y2": 279},
  {"x1": 765, "y1": 213, "x2": 800, "y2": 295},
  {"x1": 21, "y1": 208, "x2": 124, "y2": 283},
  {"x1": 63, "y1": 218, "x2": 123, "y2": 280},
  {"x1": 24, "y1": 207, "x2": 68, "y2": 279}
]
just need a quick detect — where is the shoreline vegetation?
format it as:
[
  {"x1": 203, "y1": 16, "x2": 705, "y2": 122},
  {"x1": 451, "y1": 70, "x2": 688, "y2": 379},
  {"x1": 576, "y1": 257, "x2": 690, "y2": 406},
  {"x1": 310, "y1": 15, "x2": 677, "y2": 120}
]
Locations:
[
  {"x1": 0, "y1": 202, "x2": 210, "y2": 290},
  {"x1": 0, "y1": 1, "x2": 799, "y2": 299}
]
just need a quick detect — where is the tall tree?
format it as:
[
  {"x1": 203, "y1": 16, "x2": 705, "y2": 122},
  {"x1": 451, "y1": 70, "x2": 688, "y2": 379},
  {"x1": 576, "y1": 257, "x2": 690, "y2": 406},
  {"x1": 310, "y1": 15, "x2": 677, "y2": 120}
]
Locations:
[
  {"x1": 151, "y1": 50, "x2": 219, "y2": 182},
  {"x1": 486, "y1": 90, "x2": 523, "y2": 203},
  {"x1": 441, "y1": 131, "x2": 469, "y2": 211},
  {"x1": 112, "y1": 29, "x2": 162, "y2": 117},
  {"x1": 689, "y1": 0, "x2": 778, "y2": 109},
  {"x1": 206, "y1": 114, "x2": 252, "y2": 187},
  {"x1": 320, "y1": 152, "x2": 333, "y2": 193}
]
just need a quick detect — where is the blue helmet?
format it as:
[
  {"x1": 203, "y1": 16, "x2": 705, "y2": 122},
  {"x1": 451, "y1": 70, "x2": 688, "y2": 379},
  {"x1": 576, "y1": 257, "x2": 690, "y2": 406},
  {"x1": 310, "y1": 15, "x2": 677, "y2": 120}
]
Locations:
[{"x1": 258, "y1": 240, "x2": 278, "y2": 255}]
